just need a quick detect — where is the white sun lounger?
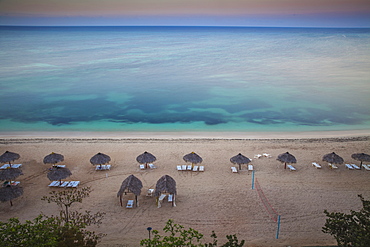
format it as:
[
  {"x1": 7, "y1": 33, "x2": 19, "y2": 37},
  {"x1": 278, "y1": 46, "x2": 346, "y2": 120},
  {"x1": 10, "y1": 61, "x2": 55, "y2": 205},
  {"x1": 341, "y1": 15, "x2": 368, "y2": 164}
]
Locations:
[
  {"x1": 148, "y1": 163, "x2": 156, "y2": 169},
  {"x1": 66, "y1": 181, "x2": 80, "y2": 188},
  {"x1": 48, "y1": 181, "x2": 61, "y2": 187},
  {"x1": 60, "y1": 181, "x2": 69, "y2": 187},
  {"x1": 193, "y1": 165, "x2": 199, "y2": 172},
  {"x1": 263, "y1": 153, "x2": 271, "y2": 158},
  {"x1": 187, "y1": 165, "x2": 192, "y2": 171},
  {"x1": 140, "y1": 164, "x2": 145, "y2": 170},
  {"x1": 182, "y1": 165, "x2": 187, "y2": 170},
  {"x1": 8, "y1": 181, "x2": 20, "y2": 186},
  {"x1": 177, "y1": 165, "x2": 182, "y2": 171},
  {"x1": 199, "y1": 166, "x2": 204, "y2": 172},
  {"x1": 254, "y1": 154, "x2": 262, "y2": 159},
  {"x1": 146, "y1": 189, "x2": 154, "y2": 196},
  {"x1": 231, "y1": 167, "x2": 238, "y2": 173},
  {"x1": 96, "y1": 164, "x2": 111, "y2": 170},
  {"x1": 1, "y1": 164, "x2": 23, "y2": 169},
  {"x1": 329, "y1": 163, "x2": 338, "y2": 169},
  {"x1": 168, "y1": 194, "x2": 173, "y2": 202},
  {"x1": 351, "y1": 164, "x2": 360, "y2": 170},
  {"x1": 287, "y1": 164, "x2": 296, "y2": 171},
  {"x1": 362, "y1": 164, "x2": 370, "y2": 171},
  {"x1": 55, "y1": 164, "x2": 66, "y2": 168},
  {"x1": 248, "y1": 164, "x2": 254, "y2": 171},
  {"x1": 126, "y1": 200, "x2": 134, "y2": 208},
  {"x1": 345, "y1": 164, "x2": 354, "y2": 170},
  {"x1": 312, "y1": 162, "x2": 322, "y2": 169}
]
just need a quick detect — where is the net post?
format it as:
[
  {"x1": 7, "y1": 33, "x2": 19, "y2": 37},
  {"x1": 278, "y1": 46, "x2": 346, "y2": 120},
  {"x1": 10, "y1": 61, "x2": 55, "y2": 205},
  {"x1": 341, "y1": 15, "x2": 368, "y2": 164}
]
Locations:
[
  {"x1": 275, "y1": 215, "x2": 281, "y2": 239},
  {"x1": 251, "y1": 170, "x2": 255, "y2": 189}
]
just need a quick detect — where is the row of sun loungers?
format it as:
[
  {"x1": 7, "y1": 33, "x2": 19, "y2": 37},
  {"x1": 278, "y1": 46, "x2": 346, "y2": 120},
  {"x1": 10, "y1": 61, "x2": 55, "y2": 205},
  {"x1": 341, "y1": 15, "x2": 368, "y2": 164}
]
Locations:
[
  {"x1": 48, "y1": 181, "x2": 80, "y2": 188},
  {"x1": 177, "y1": 165, "x2": 204, "y2": 172},
  {"x1": 254, "y1": 153, "x2": 272, "y2": 159},
  {"x1": 96, "y1": 164, "x2": 111, "y2": 170},
  {"x1": 140, "y1": 163, "x2": 156, "y2": 170},
  {"x1": 0, "y1": 164, "x2": 22, "y2": 169},
  {"x1": 231, "y1": 164, "x2": 254, "y2": 173}
]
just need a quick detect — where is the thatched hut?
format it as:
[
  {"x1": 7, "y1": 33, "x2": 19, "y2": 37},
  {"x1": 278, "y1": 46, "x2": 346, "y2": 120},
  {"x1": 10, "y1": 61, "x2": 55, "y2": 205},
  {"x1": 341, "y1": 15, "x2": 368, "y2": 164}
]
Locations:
[
  {"x1": 0, "y1": 168, "x2": 23, "y2": 182},
  {"x1": 43, "y1": 152, "x2": 64, "y2": 167},
  {"x1": 47, "y1": 167, "x2": 72, "y2": 183},
  {"x1": 0, "y1": 151, "x2": 20, "y2": 168},
  {"x1": 277, "y1": 152, "x2": 297, "y2": 169},
  {"x1": 351, "y1": 153, "x2": 370, "y2": 168},
  {"x1": 230, "y1": 153, "x2": 251, "y2": 170},
  {"x1": 90, "y1": 152, "x2": 111, "y2": 169},
  {"x1": 0, "y1": 185, "x2": 23, "y2": 206},
  {"x1": 183, "y1": 152, "x2": 202, "y2": 168},
  {"x1": 117, "y1": 175, "x2": 143, "y2": 207},
  {"x1": 154, "y1": 175, "x2": 177, "y2": 207},
  {"x1": 136, "y1": 151, "x2": 156, "y2": 169}
]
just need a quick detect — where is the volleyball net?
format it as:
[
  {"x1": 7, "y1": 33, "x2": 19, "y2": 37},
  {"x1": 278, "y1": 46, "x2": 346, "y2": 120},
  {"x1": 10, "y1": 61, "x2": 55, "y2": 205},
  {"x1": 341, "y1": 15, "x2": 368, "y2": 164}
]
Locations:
[{"x1": 255, "y1": 178, "x2": 279, "y2": 222}]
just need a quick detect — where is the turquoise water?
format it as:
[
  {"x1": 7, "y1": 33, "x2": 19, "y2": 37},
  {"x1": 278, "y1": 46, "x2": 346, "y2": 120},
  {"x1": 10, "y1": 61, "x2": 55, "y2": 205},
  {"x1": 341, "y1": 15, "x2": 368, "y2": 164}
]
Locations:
[{"x1": 0, "y1": 26, "x2": 369, "y2": 132}]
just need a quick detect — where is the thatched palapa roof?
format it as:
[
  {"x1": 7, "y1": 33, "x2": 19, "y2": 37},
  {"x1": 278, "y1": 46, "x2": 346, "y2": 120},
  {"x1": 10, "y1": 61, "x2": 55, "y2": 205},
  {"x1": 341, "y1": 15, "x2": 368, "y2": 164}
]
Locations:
[
  {"x1": 230, "y1": 153, "x2": 251, "y2": 170},
  {"x1": 154, "y1": 175, "x2": 176, "y2": 197},
  {"x1": 183, "y1": 152, "x2": 202, "y2": 164},
  {"x1": 0, "y1": 185, "x2": 23, "y2": 206},
  {"x1": 117, "y1": 175, "x2": 143, "y2": 197},
  {"x1": 47, "y1": 167, "x2": 72, "y2": 181},
  {"x1": 322, "y1": 152, "x2": 344, "y2": 164},
  {"x1": 0, "y1": 168, "x2": 23, "y2": 181},
  {"x1": 90, "y1": 153, "x2": 111, "y2": 166},
  {"x1": 0, "y1": 151, "x2": 20, "y2": 165},
  {"x1": 43, "y1": 152, "x2": 64, "y2": 165},
  {"x1": 277, "y1": 152, "x2": 297, "y2": 169},
  {"x1": 136, "y1": 151, "x2": 156, "y2": 164}
]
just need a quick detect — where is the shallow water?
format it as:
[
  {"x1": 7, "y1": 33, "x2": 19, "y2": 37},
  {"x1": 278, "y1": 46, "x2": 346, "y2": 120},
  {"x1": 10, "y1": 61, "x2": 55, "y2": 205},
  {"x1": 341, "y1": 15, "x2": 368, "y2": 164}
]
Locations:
[{"x1": 0, "y1": 26, "x2": 369, "y2": 132}]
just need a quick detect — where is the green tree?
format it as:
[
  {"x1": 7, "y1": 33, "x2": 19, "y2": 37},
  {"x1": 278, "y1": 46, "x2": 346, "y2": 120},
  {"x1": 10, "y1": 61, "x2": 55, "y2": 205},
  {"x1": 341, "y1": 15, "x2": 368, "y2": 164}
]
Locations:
[
  {"x1": 42, "y1": 186, "x2": 92, "y2": 222},
  {"x1": 322, "y1": 194, "x2": 370, "y2": 247},
  {"x1": 140, "y1": 219, "x2": 244, "y2": 247},
  {"x1": 0, "y1": 215, "x2": 59, "y2": 247}
]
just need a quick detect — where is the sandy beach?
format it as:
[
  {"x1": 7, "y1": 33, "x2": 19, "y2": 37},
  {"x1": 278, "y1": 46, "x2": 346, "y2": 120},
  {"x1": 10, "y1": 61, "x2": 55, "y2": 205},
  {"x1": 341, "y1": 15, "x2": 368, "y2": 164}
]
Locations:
[{"x1": 0, "y1": 131, "x2": 369, "y2": 246}]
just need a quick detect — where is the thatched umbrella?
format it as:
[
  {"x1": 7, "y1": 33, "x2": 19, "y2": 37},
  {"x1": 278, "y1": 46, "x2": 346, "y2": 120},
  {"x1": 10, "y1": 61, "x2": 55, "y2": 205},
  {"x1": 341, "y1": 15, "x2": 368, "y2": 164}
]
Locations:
[
  {"x1": 322, "y1": 152, "x2": 344, "y2": 165},
  {"x1": 230, "y1": 153, "x2": 251, "y2": 170},
  {"x1": 183, "y1": 152, "x2": 203, "y2": 168},
  {"x1": 136, "y1": 151, "x2": 156, "y2": 169},
  {"x1": 0, "y1": 151, "x2": 20, "y2": 168},
  {"x1": 351, "y1": 153, "x2": 370, "y2": 168},
  {"x1": 277, "y1": 152, "x2": 297, "y2": 169},
  {"x1": 47, "y1": 167, "x2": 72, "y2": 184},
  {"x1": 90, "y1": 152, "x2": 111, "y2": 169},
  {"x1": 154, "y1": 175, "x2": 177, "y2": 207},
  {"x1": 43, "y1": 152, "x2": 64, "y2": 166},
  {"x1": 0, "y1": 185, "x2": 23, "y2": 206},
  {"x1": 117, "y1": 174, "x2": 143, "y2": 207},
  {"x1": 0, "y1": 168, "x2": 23, "y2": 182}
]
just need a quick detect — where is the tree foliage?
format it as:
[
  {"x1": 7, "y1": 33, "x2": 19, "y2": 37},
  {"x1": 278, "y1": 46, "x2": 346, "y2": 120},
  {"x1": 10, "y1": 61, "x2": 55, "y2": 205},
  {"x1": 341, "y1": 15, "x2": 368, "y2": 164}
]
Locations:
[
  {"x1": 322, "y1": 194, "x2": 370, "y2": 247},
  {"x1": 0, "y1": 187, "x2": 105, "y2": 247},
  {"x1": 140, "y1": 219, "x2": 244, "y2": 247}
]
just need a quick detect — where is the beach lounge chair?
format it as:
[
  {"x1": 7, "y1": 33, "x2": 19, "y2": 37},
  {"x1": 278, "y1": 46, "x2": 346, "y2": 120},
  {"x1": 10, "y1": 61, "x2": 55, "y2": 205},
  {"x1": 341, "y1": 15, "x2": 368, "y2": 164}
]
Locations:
[
  {"x1": 287, "y1": 164, "x2": 296, "y2": 171},
  {"x1": 126, "y1": 200, "x2": 134, "y2": 208},
  {"x1": 60, "y1": 181, "x2": 69, "y2": 187},
  {"x1": 56, "y1": 165, "x2": 66, "y2": 168},
  {"x1": 187, "y1": 165, "x2": 192, "y2": 171},
  {"x1": 329, "y1": 163, "x2": 338, "y2": 169},
  {"x1": 362, "y1": 164, "x2": 370, "y2": 171},
  {"x1": 10, "y1": 181, "x2": 20, "y2": 186},
  {"x1": 182, "y1": 165, "x2": 187, "y2": 170},
  {"x1": 146, "y1": 189, "x2": 154, "y2": 196},
  {"x1": 248, "y1": 164, "x2": 254, "y2": 171},
  {"x1": 177, "y1": 165, "x2": 182, "y2": 171},
  {"x1": 254, "y1": 154, "x2": 262, "y2": 159},
  {"x1": 345, "y1": 164, "x2": 354, "y2": 170},
  {"x1": 148, "y1": 163, "x2": 156, "y2": 169},
  {"x1": 193, "y1": 166, "x2": 199, "y2": 172},
  {"x1": 168, "y1": 194, "x2": 173, "y2": 202},
  {"x1": 263, "y1": 153, "x2": 272, "y2": 158},
  {"x1": 312, "y1": 162, "x2": 322, "y2": 169},
  {"x1": 66, "y1": 181, "x2": 80, "y2": 188},
  {"x1": 351, "y1": 164, "x2": 360, "y2": 170},
  {"x1": 199, "y1": 166, "x2": 204, "y2": 172},
  {"x1": 231, "y1": 167, "x2": 238, "y2": 173},
  {"x1": 48, "y1": 181, "x2": 61, "y2": 187},
  {"x1": 140, "y1": 164, "x2": 145, "y2": 170}
]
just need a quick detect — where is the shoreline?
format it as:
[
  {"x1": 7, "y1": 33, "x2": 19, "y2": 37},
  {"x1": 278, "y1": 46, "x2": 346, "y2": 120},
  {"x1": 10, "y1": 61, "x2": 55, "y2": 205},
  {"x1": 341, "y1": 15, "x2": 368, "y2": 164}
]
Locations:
[{"x1": 0, "y1": 129, "x2": 369, "y2": 140}]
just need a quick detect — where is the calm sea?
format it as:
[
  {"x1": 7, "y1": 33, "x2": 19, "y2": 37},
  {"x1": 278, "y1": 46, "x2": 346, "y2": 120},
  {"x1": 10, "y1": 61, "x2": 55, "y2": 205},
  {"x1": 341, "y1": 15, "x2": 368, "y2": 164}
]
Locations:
[{"x1": 0, "y1": 26, "x2": 369, "y2": 133}]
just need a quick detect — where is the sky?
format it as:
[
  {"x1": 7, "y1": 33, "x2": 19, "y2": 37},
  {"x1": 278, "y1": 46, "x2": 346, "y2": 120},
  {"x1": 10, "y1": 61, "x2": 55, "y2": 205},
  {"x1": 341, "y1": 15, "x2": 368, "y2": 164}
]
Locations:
[{"x1": 0, "y1": 0, "x2": 370, "y2": 27}]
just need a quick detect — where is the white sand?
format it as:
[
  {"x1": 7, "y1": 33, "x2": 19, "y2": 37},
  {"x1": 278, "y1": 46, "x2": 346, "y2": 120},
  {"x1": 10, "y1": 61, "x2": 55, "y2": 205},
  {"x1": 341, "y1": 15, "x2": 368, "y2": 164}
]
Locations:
[{"x1": 0, "y1": 132, "x2": 369, "y2": 246}]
